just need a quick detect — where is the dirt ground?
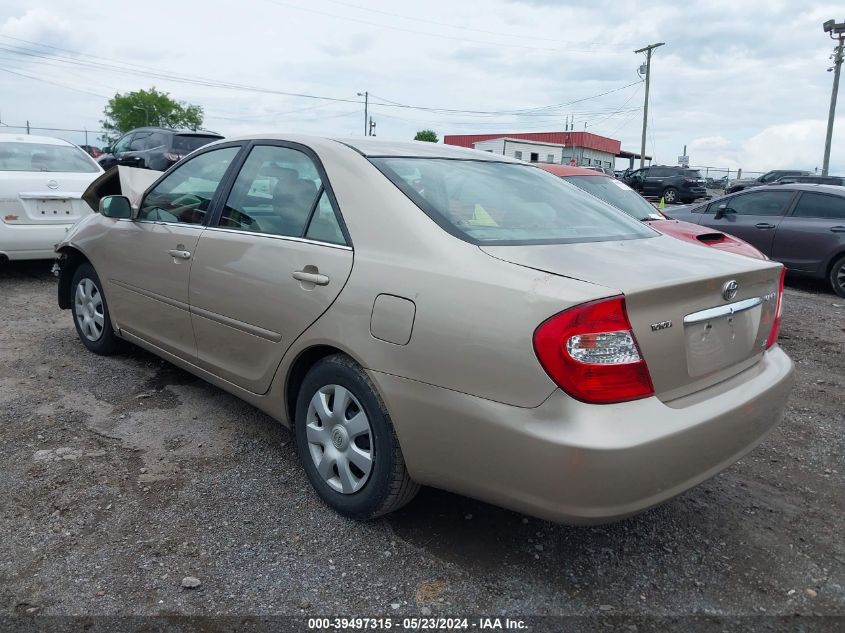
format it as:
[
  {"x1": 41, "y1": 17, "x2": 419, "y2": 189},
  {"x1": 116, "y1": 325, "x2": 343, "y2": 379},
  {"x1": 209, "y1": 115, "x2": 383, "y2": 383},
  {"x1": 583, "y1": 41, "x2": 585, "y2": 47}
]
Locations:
[{"x1": 0, "y1": 261, "x2": 843, "y2": 629}]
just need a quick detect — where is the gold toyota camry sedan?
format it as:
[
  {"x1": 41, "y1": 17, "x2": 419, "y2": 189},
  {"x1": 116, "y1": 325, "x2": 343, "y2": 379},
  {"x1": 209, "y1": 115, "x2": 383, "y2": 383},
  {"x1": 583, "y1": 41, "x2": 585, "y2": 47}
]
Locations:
[{"x1": 55, "y1": 136, "x2": 794, "y2": 524}]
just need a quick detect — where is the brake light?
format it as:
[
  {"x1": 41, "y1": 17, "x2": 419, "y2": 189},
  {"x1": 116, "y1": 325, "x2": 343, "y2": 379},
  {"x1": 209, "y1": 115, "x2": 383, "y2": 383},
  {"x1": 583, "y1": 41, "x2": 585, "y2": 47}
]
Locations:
[
  {"x1": 533, "y1": 297, "x2": 655, "y2": 404},
  {"x1": 765, "y1": 267, "x2": 786, "y2": 349}
]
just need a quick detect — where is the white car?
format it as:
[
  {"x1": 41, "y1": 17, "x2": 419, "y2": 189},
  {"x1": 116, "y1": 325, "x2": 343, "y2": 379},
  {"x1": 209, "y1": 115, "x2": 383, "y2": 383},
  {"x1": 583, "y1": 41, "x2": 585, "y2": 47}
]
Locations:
[{"x1": 0, "y1": 134, "x2": 103, "y2": 263}]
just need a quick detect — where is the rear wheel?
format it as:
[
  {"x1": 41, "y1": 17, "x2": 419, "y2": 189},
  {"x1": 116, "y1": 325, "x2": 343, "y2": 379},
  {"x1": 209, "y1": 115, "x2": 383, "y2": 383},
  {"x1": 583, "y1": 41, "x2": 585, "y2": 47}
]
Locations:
[
  {"x1": 662, "y1": 187, "x2": 679, "y2": 204},
  {"x1": 294, "y1": 354, "x2": 419, "y2": 519},
  {"x1": 71, "y1": 263, "x2": 123, "y2": 355},
  {"x1": 830, "y1": 255, "x2": 845, "y2": 298}
]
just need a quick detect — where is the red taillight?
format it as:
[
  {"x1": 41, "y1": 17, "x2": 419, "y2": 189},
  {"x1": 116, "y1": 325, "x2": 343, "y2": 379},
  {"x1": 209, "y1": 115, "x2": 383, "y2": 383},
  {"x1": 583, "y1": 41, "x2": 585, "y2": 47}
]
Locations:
[
  {"x1": 533, "y1": 297, "x2": 655, "y2": 404},
  {"x1": 766, "y1": 266, "x2": 786, "y2": 349}
]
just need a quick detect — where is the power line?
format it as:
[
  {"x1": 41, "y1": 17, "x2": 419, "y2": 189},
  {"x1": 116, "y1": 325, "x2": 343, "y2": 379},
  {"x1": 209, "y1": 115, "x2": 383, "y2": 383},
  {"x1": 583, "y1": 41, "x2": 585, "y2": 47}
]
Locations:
[
  {"x1": 0, "y1": 65, "x2": 109, "y2": 99},
  {"x1": 0, "y1": 36, "x2": 645, "y2": 118}
]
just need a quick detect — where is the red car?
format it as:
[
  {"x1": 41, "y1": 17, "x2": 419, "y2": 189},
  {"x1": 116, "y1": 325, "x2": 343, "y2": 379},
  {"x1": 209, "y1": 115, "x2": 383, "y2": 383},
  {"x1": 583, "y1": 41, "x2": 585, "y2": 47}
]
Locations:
[{"x1": 537, "y1": 164, "x2": 765, "y2": 259}]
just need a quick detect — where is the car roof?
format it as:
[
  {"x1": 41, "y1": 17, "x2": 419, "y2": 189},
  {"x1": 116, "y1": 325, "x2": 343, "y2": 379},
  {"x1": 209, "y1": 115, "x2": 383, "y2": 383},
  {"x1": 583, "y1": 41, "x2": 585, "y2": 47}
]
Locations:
[
  {"x1": 534, "y1": 164, "x2": 604, "y2": 177},
  {"x1": 336, "y1": 137, "x2": 518, "y2": 161},
  {"x1": 0, "y1": 133, "x2": 74, "y2": 146},
  {"x1": 754, "y1": 183, "x2": 845, "y2": 195},
  {"x1": 129, "y1": 127, "x2": 224, "y2": 136},
  {"x1": 217, "y1": 134, "x2": 519, "y2": 161}
]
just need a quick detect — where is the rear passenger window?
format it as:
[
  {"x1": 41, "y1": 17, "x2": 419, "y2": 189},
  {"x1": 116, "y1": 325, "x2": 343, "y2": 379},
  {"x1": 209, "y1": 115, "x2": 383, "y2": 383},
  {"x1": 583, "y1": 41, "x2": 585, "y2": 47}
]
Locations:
[
  {"x1": 305, "y1": 191, "x2": 346, "y2": 245},
  {"x1": 791, "y1": 192, "x2": 845, "y2": 220},
  {"x1": 725, "y1": 191, "x2": 793, "y2": 216},
  {"x1": 220, "y1": 145, "x2": 346, "y2": 244}
]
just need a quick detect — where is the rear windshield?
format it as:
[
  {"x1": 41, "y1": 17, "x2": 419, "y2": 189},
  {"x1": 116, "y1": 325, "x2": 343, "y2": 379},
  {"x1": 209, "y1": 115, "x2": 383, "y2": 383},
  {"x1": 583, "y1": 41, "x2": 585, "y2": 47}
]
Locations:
[
  {"x1": 372, "y1": 158, "x2": 655, "y2": 245},
  {"x1": 172, "y1": 135, "x2": 221, "y2": 152},
  {"x1": 0, "y1": 142, "x2": 99, "y2": 173},
  {"x1": 563, "y1": 175, "x2": 661, "y2": 221},
  {"x1": 683, "y1": 170, "x2": 703, "y2": 179}
]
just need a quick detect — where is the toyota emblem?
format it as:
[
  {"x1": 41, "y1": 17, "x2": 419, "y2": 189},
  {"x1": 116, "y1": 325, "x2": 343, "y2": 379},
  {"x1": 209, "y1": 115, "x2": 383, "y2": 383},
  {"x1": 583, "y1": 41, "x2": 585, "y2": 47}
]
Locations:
[{"x1": 722, "y1": 280, "x2": 738, "y2": 301}]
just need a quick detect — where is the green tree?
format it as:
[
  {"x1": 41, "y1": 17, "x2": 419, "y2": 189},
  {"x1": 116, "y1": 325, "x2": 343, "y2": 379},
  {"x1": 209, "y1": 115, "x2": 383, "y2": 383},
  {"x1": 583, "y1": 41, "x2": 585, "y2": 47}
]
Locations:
[
  {"x1": 414, "y1": 129, "x2": 438, "y2": 143},
  {"x1": 100, "y1": 88, "x2": 205, "y2": 143}
]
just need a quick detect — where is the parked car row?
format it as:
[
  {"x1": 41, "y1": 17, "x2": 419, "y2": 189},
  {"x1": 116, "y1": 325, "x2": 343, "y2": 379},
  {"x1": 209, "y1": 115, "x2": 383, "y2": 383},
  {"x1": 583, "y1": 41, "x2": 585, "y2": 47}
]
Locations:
[
  {"x1": 665, "y1": 184, "x2": 845, "y2": 297},
  {"x1": 536, "y1": 165, "x2": 765, "y2": 259},
  {"x1": 622, "y1": 165, "x2": 708, "y2": 204}
]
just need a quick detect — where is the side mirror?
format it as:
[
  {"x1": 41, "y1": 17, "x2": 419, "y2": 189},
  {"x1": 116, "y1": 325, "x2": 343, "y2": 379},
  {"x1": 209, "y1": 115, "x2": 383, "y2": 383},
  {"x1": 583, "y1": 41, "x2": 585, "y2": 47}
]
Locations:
[
  {"x1": 99, "y1": 195, "x2": 132, "y2": 219},
  {"x1": 714, "y1": 204, "x2": 734, "y2": 220}
]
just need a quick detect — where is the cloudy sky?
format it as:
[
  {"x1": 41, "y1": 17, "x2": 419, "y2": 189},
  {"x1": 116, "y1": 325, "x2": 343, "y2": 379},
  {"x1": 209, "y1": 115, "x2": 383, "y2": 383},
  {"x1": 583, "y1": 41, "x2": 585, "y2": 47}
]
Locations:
[{"x1": 0, "y1": 0, "x2": 843, "y2": 173}]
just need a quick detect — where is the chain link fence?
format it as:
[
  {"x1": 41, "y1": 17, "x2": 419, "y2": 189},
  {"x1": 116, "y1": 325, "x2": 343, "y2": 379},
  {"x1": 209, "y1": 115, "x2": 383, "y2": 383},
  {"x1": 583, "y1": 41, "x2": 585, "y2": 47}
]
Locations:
[{"x1": 690, "y1": 166, "x2": 768, "y2": 196}]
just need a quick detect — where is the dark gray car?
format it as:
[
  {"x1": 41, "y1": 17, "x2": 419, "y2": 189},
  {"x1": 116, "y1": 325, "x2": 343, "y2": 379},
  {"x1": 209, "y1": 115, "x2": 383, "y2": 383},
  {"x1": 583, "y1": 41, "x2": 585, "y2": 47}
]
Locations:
[{"x1": 664, "y1": 184, "x2": 845, "y2": 297}]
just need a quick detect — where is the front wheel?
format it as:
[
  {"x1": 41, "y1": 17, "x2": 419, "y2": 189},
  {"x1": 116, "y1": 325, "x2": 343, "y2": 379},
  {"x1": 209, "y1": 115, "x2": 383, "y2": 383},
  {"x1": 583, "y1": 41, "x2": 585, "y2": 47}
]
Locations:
[
  {"x1": 71, "y1": 263, "x2": 123, "y2": 355},
  {"x1": 830, "y1": 255, "x2": 845, "y2": 298},
  {"x1": 294, "y1": 354, "x2": 419, "y2": 519},
  {"x1": 662, "y1": 187, "x2": 679, "y2": 204}
]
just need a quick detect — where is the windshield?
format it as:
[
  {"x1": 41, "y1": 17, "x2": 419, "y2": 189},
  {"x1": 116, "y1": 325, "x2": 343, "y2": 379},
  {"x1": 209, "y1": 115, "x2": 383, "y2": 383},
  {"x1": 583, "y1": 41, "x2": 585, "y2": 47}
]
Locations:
[
  {"x1": 562, "y1": 175, "x2": 662, "y2": 221},
  {"x1": 172, "y1": 135, "x2": 222, "y2": 152},
  {"x1": 372, "y1": 158, "x2": 655, "y2": 245},
  {"x1": 683, "y1": 169, "x2": 703, "y2": 179},
  {"x1": 0, "y1": 142, "x2": 99, "y2": 173}
]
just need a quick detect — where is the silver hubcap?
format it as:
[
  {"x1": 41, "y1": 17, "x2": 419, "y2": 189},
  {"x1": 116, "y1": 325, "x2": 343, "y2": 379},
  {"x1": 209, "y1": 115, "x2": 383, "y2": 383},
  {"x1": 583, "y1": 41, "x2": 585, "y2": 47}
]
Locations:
[
  {"x1": 837, "y1": 264, "x2": 845, "y2": 289},
  {"x1": 306, "y1": 384, "x2": 373, "y2": 494},
  {"x1": 664, "y1": 189, "x2": 676, "y2": 202},
  {"x1": 74, "y1": 278, "x2": 105, "y2": 342}
]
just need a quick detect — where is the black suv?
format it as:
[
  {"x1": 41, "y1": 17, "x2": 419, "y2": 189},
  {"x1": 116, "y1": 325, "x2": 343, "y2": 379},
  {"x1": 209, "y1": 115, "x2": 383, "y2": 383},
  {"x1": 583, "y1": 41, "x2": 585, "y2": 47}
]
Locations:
[
  {"x1": 623, "y1": 165, "x2": 707, "y2": 204},
  {"x1": 97, "y1": 127, "x2": 224, "y2": 171},
  {"x1": 725, "y1": 169, "x2": 810, "y2": 194}
]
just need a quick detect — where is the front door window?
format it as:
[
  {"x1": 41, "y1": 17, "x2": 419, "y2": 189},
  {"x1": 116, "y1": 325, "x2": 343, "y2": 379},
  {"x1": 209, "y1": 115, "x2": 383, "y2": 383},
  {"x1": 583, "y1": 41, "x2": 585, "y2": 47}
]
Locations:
[{"x1": 138, "y1": 147, "x2": 240, "y2": 225}]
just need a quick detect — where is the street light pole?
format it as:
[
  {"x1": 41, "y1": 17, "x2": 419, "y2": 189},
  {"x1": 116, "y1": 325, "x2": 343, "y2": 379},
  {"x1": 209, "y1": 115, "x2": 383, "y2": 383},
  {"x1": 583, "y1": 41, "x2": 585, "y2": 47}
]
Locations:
[
  {"x1": 634, "y1": 42, "x2": 664, "y2": 169},
  {"x1": 357, "y1": 91, "x2": 368, "y2": 136},
  {"x1": 133, "y1": 105, "x2": 150, "y2": 127},
  {"x1": 822, "y1": 19, "x2": 845, "y2": 176}
]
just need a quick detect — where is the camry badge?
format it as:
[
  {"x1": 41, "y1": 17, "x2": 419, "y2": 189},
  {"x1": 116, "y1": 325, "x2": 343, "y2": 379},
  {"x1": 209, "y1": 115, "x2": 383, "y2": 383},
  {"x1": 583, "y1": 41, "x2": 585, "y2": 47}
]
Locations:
[
  {"x1": 650, "y1": 320, "x2": 673, "y2": 331},
  {"x1": 722, "y1": 280, "x2": 738, "y2": 301}
]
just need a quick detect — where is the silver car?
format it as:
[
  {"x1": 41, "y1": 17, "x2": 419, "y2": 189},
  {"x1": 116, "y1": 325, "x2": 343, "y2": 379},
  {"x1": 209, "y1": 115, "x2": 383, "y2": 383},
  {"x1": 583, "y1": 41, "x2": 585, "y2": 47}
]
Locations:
[{"x1": 55, "y1": 136, "x2": 794, "y2": 523}]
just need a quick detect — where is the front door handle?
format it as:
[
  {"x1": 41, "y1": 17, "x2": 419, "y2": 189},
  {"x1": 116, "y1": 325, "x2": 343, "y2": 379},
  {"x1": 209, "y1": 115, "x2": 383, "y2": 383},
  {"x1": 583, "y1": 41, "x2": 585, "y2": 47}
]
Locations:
[
  {"x1": 292, "y1": 270, "x2": 329, "y2": 286},
  {"x1": 167, "y1": 249, "x2": 192, "y2": 260},
  {"x1": 755, "y1": 223, "x2": 776, "y2": 229},
  {"x1": 830, "y1": 226, "x2": 845, "y2": 233}
]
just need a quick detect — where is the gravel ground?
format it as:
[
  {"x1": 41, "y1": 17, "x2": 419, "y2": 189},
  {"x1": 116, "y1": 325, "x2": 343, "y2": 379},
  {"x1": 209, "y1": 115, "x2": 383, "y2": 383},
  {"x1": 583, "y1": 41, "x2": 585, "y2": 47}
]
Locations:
[{"x1": 0, "y1": 261, "x2": 843, "y2": 629}]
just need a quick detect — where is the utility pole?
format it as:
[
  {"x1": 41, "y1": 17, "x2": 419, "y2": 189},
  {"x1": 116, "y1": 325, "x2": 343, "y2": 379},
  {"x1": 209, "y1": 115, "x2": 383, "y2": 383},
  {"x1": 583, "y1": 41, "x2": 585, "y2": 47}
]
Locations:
[
  {"x1": 822, "y1": 19, "x2": 845, "y2": 176},
  {"x1": 26, "y1": 120, "x2": 30, "y2": 134},
  {"x1": 635, "y1": 42, "x2": 665, "y2": 169},
  {"x1": 357, "y1": 91, "x2": 368, "y2": 136}
]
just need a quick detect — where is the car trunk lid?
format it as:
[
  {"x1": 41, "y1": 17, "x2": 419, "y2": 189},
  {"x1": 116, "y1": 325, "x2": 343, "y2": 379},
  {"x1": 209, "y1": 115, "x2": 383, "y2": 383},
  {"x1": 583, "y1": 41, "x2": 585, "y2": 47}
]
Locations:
[
  {"x1": 1, "y1": 172, "x2": 96, "y2": 225},
  {"x1": 481, "y1": 235, "x2": 783, "y2": 401}
]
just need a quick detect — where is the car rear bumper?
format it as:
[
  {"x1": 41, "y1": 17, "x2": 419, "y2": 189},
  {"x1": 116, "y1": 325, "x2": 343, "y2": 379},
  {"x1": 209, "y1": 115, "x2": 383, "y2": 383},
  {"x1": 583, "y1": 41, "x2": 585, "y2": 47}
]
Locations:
[
  {"x1": 0, "y1": 223, "x2": 74, "y2": 260},
  {"x1": 370, "y1": 345, "x2": 794, "y2": 524}
]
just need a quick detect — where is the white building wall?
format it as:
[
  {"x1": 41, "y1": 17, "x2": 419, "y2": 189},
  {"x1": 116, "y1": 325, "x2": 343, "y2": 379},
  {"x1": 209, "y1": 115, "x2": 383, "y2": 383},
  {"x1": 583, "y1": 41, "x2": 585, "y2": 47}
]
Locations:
[{"x1": 472, "y1": 139, "x2": 564, "y2": 164}]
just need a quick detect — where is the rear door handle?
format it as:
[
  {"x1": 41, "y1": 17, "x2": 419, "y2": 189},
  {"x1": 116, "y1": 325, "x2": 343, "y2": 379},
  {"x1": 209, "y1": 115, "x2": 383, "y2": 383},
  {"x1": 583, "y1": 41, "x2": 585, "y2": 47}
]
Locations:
[
  {"x1": 830, "y1": 226, "x2": 845, "y2": 233},
  {"x1": 167, "y1": 249, "x2": 192, "y2": 260},
  {"x1": 292, "y1": 270, "x2": 329, "y2": 286},
  {"x1": 755, "y1": 223, "x2": 776, "y2": 229}
]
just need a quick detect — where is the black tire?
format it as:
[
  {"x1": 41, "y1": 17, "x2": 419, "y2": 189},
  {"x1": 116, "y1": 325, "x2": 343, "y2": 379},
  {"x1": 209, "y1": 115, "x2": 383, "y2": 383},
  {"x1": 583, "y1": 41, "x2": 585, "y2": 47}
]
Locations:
[
  {"x1": 662, "y1": 186, "x2": 679, "y2": 204},
  {"x1": 294, "y1": 354, "x2": 419, "y2": 519},
  {"x1": 70, "y1": 263, "x2": 123, "y2": 355},
  {"x1": 829, "y1": 255, "x2": 845, "y2": 298}
]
